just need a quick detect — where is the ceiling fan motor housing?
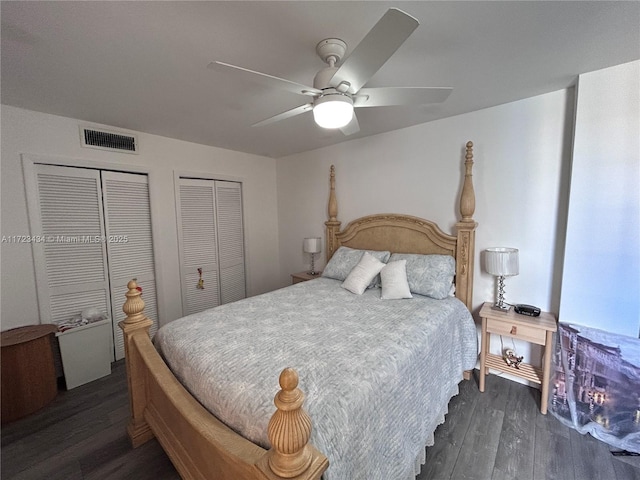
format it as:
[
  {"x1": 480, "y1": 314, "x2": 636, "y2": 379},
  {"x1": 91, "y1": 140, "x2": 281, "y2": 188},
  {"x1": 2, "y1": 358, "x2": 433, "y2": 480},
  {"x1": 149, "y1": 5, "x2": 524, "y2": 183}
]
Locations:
[
  {"x1": 313, "y1": 66, "x2": 340, "y2": 90},
  {"x1": 314, "y1": 39, "x2": 348, "y2": 91}
]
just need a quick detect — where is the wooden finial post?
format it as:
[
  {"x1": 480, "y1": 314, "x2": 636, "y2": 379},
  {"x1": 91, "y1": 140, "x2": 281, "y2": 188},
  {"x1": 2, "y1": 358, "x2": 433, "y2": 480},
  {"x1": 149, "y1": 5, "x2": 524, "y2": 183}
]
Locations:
[
  {"x1": 328, "y1": 165, "x2": 338, "y2": 222},
  {"x1": 266, "y1": 368, "x2": 313, "y2": 478},
  {"x1": 455, "y1": 141, "x2": 478, "y2": 311},
  {"x1": 459, "y1": 141, "x2": 476, "y2": 223},
  {"x1": 325, "y1": 165, "x2": 341, "y2": 260},
  {"x1": 119, "y1": 279, "x2": 154, "y2": 447},
  {"x1": 123, "y1": 279, "x2": 147, "y2": 325}
]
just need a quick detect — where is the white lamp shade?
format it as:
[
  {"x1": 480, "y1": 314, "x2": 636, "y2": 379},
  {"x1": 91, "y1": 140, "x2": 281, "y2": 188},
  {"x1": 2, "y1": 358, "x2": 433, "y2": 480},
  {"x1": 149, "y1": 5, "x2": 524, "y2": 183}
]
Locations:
[
  {"x1": 485, "y1": 247, "x2": 519, "y2": 276},
  {"x1": 303, "y1": 237, "x2": 322, "y2": 254},
  {"x1": 313, "y1": 94, "x2": 353, "y2": 129}
]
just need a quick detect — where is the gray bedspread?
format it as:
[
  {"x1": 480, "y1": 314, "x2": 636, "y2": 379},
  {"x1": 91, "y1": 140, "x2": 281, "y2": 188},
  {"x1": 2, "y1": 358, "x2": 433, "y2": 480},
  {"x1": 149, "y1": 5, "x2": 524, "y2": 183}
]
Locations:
[{"x1": 154, "y1": 277, "x2": 478, "y2": 480}]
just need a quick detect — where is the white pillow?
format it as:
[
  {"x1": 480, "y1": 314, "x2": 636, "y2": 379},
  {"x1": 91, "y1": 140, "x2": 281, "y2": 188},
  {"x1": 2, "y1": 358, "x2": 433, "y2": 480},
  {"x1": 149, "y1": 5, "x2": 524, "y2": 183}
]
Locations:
[
  {"x1": 380, "y1": 260, "x2": 413, "y2": 300},
  {"x1": 341, "y1": 252, "x2": 386, "y2": 295}
]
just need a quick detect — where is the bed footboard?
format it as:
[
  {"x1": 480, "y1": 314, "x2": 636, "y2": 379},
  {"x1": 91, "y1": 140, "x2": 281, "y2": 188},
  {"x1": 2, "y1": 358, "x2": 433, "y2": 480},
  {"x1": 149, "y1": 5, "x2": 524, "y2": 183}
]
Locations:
[{"x1": 119, "y1": 280, "x2": 328, "y2": 480}]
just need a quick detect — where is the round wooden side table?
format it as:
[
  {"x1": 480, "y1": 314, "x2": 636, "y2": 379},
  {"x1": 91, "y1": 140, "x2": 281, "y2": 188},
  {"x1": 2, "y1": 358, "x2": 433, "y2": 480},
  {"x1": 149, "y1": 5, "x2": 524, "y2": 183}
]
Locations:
[{"x1": 1, "y1": 324, "x2": 59, "y2": 424}]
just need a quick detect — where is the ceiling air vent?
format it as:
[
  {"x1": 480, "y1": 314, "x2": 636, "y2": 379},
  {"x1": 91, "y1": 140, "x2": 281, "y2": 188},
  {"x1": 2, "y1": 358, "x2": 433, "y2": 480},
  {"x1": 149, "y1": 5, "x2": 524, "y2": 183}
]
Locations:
[{"x1": 80, "y1": 127, "x2": 138, "y2": 154}]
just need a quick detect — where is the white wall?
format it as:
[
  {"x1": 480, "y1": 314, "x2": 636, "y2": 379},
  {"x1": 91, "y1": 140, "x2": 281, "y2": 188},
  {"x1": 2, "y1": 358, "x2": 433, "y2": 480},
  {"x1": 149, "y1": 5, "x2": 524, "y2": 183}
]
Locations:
[
  {"x1": 1, "y1": 105, "x2": 281, "y2": 330},
  {"x1": 560, "y1": 60, "x2": 640, "y2": 338},
  {"x1": 276, "y1": 88, "x2": 575, "y2": 378}
]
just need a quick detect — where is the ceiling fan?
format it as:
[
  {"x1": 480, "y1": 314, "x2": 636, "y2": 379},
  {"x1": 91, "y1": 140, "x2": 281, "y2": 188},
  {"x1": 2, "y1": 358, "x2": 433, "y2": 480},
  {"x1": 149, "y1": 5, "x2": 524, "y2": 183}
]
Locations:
[{"x1": 208, "y1": 8, "x2": 452, "y2": 135}]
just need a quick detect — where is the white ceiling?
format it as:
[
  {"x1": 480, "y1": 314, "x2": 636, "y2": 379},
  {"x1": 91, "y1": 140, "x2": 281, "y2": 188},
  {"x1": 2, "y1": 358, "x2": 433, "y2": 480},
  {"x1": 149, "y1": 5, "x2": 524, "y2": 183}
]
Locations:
[{"x1": 2, "y1": 1, "x2": 638, "y2": 158}]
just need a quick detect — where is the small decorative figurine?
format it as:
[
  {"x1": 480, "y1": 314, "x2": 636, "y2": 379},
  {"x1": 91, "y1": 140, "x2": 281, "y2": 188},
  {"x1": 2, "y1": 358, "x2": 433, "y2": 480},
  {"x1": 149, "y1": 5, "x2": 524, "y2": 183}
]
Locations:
[{"x1": 504, "y1": 348, "x2": 524, "y2": 369}]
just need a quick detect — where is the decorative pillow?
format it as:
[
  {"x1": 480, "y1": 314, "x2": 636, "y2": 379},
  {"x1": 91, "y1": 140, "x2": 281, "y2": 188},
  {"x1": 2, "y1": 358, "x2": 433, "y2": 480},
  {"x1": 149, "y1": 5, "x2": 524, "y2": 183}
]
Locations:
[
  {"x1": 380, "y1": 260, "x2": 413, "y2": 300},
  {"x1": 323, "y1": 246, "x2": 391, "y2": 287},
  {"x1": 388, "y1": 253, "x2": 455, "y2": 299},
  {"x1": 341, "y1": 252, "x2": 386, "y2": 295}
]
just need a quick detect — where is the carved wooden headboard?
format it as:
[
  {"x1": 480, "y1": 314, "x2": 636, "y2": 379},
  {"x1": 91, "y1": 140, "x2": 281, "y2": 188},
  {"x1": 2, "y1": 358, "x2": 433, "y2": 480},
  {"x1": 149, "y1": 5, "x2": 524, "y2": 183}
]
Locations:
[{"x1": 324, "y1": 141, "x2": 477, "y2": 311}]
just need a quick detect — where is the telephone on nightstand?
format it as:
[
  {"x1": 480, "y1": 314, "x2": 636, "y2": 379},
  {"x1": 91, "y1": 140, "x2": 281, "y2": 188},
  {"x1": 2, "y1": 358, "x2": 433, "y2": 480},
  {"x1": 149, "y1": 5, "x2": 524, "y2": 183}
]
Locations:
[{"x1": 514, "y1": 304, "x2": 541, "y2": 317}]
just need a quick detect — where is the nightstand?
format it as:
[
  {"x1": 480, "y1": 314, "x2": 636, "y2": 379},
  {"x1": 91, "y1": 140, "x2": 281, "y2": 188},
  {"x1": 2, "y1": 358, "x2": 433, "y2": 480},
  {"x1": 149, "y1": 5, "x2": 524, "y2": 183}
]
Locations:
[
  {"x1": 291, "y1": 271, "x2": 322, "y2": 284},
  {"x1": 479, "y1": 302, "x2": 557, "y2": 414}
]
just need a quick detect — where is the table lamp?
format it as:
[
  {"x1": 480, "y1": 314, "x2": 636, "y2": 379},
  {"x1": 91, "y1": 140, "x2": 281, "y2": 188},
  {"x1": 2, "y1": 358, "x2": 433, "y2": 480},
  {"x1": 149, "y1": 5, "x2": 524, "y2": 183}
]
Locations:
[
  {"x1": 303, "y1": 237, "x2": 322, "y2": 275},
  {"x1": 484, "y1": 247, "x2": 519, "y2": 311}
]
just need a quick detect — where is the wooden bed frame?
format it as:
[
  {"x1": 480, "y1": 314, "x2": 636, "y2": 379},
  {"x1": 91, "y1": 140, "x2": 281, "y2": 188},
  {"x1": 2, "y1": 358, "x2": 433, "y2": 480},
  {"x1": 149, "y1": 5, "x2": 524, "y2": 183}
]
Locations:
[{"x1": 119, "y1": 141, "x2": 477, "y2": 480}]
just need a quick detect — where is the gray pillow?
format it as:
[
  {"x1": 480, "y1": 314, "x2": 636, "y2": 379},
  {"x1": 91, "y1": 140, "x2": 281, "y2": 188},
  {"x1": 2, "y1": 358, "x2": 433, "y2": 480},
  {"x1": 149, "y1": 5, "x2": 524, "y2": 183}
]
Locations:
[
  {"x1": 322, "y1": 246, "x2": 391, "y2": 287},
  {"x1": 388, "y1": 253, "x2": 455, "y2": 299}
]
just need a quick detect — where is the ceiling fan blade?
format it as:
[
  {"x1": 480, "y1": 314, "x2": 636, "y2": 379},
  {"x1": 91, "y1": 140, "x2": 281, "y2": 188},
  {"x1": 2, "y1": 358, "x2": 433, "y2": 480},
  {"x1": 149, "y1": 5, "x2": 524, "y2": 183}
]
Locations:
[
  {"x1": 329, "y1": 8, "x2": 419, "y2": 94},
  {"x1": 340, "y1": 113, "x2": 360, "y2": 136},
  {"x1": 355, "y1": 87, "x2": 453, "y2": 107},
  {"x1": 209, "y1": 61, "x2": 321, "y2": 97},
  {"x1": 252, "y1": 103, "x2": 313, "y2": 127}
]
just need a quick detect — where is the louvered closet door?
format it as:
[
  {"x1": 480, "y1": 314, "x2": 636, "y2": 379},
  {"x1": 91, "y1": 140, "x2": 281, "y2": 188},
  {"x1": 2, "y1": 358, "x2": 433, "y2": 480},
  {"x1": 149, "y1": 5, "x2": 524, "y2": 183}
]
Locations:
[
  {"x1": 215, "y1": 181, "x2": 246, "y2": 304},
  {"x1": 31, "y1": 165, "x2": 111, "y2": 327},
  {"x1": 102, "y1": 172, "x2": 158, "y2": 360},
  {"x1": 178, "y1": 179, "x2": 220, "y2": 315}
]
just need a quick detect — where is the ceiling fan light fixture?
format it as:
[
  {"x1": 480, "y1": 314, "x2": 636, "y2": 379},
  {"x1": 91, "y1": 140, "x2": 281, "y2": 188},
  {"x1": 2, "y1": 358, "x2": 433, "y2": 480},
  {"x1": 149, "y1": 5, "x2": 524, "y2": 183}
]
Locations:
[{"x1": 313, "y1": 94, "x2": 354, "y2": 129}]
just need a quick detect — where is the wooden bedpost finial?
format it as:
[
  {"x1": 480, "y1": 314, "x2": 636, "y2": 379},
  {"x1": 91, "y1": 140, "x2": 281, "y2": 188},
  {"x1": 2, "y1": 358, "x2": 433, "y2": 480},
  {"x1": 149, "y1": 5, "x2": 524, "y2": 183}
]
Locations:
[
  {"x1": 459, "y1": 141, "x2": 476, "y2": 223},
  {"x1": 455, "y1": 142, "x2": 477, "y2": 310},
  {"x1": 119, "y1": 280, "x2": 154, "y2": 449},
  {"x1": 325, "y1": 165, "x2": 341, "y2": 261},
  {"x1": 328, "y1": 165, "x2": 337, "y2": 222},
  {"x1": 122, "y1": 279, "x2": 146, "y2": 325},
  {"x1": 466, "y1": 141, "x2": 473, "y2": 154},
  {"x1": 278, "y1": 367, "x2": 299, "y2": 393},
  {"x1": 266, "y1": 368, "x2": 313, "y2": 478}
]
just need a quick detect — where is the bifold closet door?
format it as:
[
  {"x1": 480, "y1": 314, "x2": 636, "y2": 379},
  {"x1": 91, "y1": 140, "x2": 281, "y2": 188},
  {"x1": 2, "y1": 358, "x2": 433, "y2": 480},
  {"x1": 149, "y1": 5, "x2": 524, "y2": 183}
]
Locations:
[
  {"x1": 177, "y1": 178, "x2": 221, "y2": 316},
  {"x1": 177, "y1": 178, "x2": 246, "y2": 316},
  {"x1": 28, "y1": 164, "x2": 158, "y2": 362},
  {"x1": 215, "y1": 181, "x2": 246, "y2": 304},
  {"x1": 30, "y1": 165, "x2": 112, "y2": 328},
  {"x1": 102, "y1": 171, "x2": 158, "y2": 360}
]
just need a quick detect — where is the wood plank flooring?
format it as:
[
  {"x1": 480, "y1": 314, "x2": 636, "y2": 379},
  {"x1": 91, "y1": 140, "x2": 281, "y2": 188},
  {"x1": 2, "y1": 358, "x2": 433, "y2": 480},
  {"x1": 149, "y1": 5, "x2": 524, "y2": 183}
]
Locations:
[{"x1": 2, "y1": 361, "x2": 638, "y2": 480}]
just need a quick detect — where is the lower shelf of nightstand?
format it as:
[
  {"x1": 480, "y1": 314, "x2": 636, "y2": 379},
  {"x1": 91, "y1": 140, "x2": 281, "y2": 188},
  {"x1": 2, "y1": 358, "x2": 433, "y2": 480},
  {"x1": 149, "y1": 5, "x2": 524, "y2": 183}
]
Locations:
[{"x1": 485, "y1": 353, "x2": 542, "y2": 384}]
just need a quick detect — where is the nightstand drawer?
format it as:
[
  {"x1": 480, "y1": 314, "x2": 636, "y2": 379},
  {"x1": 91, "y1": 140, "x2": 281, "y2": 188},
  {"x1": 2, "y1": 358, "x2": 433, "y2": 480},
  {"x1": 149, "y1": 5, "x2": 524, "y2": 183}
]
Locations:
[{"x1": 486, "y1": 317, "x2": 546, "y2": 344}]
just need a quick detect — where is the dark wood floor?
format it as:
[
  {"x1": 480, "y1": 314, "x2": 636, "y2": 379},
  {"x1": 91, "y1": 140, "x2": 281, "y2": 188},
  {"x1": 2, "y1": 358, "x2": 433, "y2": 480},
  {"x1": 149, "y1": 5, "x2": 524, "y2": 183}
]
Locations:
[{"x1": 2, "y1": 361, "x2": 639, "y2": 480}]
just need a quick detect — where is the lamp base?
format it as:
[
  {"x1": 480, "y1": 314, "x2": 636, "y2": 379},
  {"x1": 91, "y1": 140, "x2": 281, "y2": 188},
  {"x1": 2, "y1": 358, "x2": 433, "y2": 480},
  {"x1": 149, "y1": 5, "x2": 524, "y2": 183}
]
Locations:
[
  {"x1": 492, "y1": 275, "x2": 511, "y2": 312},
  {"x1": 491, "y1": 302, "x2": 511, "y2": 313},
  {"x1": 307, "y1": 271, "x2": 320, "y2": 276}
]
